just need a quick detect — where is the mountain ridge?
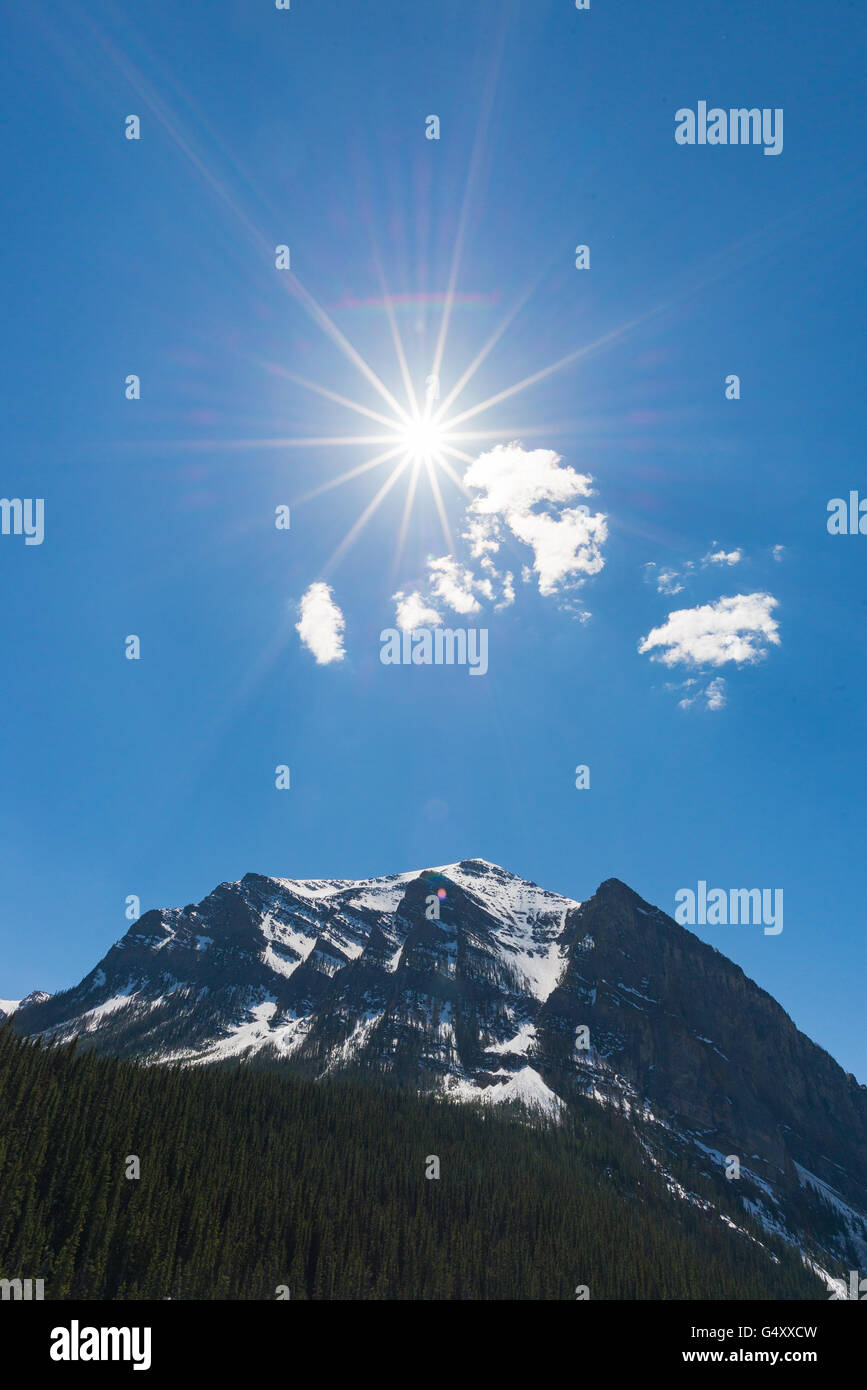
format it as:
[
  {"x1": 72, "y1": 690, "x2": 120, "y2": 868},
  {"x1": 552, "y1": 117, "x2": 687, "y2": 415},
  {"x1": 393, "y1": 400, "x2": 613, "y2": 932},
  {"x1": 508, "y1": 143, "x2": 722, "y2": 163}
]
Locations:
[
  {"x1": 9, "y1": 858, "x2": 867, "y2": 1288},
  {"x1": 0, "y1": 988, "x2": 51, "y2": 1020}
]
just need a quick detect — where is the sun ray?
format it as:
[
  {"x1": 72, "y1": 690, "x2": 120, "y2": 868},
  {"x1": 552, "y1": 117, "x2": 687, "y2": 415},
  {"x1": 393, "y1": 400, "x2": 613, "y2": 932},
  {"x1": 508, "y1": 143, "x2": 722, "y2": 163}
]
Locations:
[
  {"x1": 323, "y1": 456, "x2": 410, "y2": 574},
  {"x1": 438, "y1": 446, "x2": 475, "y2": 470},
  {"x1": 439, "y1": 425, "x2": 565, "y2": 443},
  {"x1": 79, "y1": 16, "x2": 413, "y2": 429},
  {"x1": 374, "y1": 260, "x2": 421, "y2": 421},
  {"x1": 430, "y1": 179, "x2": 474, "y2": 391},
  {"x1": 260, "y1": 363, "x2": 403, "y2": 431},
  {"x1": 167, "y1": 434, "x2": 402, "y2": 451},
  {"x1": 429, "y1": 19, "x2": 506, "y2": 386},
  {"x1": 294, "y1": 446, "x2": 407, "y2": 504},
  {"x1": 444, "y1": 305, "x2": 672, "y2": 429},
  {"x1": 424, "y1": 456, "x2": 456, "y2": 554},
  {"x1": 433, "y1": 278, "x2": 538, "y2": 424},
  {"x1": 278, "y1": 274, "x2": 412, "y2": 426},
  {"x1": 82, "y1": 4, "x2": 847, "y2": 595},
  {"x1": 433, "y1": 452, "x2": 472, "y2": 493},
  {"x1": 80, "y1": 11, "x2": 571, "y2": 567},
  {"x1": 392, "y1": 459, "x2": 423, "y2": 579}
]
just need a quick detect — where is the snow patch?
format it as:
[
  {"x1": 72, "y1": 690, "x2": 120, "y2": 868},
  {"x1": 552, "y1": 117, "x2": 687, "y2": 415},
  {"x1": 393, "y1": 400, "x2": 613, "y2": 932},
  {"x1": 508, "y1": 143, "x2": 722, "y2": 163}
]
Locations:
[
  {"x1": 444, "y1": 1066, "x2": 565, "y2": 1120},
  {"x1": 485, "y1": 1023, "x2": 537, "y2": 1057}
]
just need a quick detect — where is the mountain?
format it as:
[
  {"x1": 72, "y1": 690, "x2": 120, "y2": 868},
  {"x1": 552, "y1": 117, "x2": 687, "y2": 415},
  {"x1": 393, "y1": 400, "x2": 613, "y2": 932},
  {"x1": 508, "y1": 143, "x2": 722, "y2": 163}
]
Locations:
[
  {"x1": 0, "y1": 1026, "x2": 824, "y2": 1301},
  {"x1": 0, "y1": 989, "x2": 51, "y2": 1020},
  {"x1": 12, "y1": 859, "x2": 867, "y2": 1290}
]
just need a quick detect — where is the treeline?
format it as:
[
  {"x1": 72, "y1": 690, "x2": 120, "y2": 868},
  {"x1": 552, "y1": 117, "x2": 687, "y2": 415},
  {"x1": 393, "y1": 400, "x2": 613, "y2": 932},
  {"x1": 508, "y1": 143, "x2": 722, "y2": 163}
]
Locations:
[{"x1": 0, "y1": 1025, "x2": 822, "y2": 1300}]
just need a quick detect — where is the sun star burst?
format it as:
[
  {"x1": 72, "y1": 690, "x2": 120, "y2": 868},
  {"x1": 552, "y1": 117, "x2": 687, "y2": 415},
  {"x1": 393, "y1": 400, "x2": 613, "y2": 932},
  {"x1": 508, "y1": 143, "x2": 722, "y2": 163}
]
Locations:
[{"x1": 395, "y1": 410, "x2": 450, "y2": 466}]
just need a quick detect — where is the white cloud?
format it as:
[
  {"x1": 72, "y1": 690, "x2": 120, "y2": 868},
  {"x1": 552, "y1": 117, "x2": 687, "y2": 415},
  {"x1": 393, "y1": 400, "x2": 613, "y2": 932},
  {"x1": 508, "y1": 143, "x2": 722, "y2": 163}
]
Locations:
[
  {"x1": 639, "y1": 593, "x2": 780, "y2": 668},
  {"x1": 390, "y1": 443, "x2": 606, "y2": 626},
  {"x1": 644, "y1": 561, "x2": 688, "y2": 595},
  {"x1": 671, "y1": 675, "x2": 728, "y2": 711},
  {"x1": 703, "y1": 547, "x2": 743, "y2": 567},
  {"x1": 462, "y1": 443, "x2": 607, "y2": 597},
  {"x1": 395, "y1": 553, "x2": 513, "y2": 629},
  {"x1": 493, "y1": 566, "x2": 515, "y2": 609},
  {"x1": 508, "y1": 505, "x2": 605, "y2": 596},
  {"x1": 393, "y1": 590, "x2": 443, "y2": 632},
  {"x1": 705, "y1": 676, "x2": 727, "y2": 710},
  {"x1": 657, "y1": 567, "x2": 684, "y2": 594},
  {"x1": 427, "y1": 555, "x2": 489, "y2": 614},
  {"x1": 296, "y1": 582, "x2": 346, "y2": 664},
  {"x1": 463, "y1": 518, "x2": 499, "y2": 558},
  {"x1": 647, "y1": 545, "x2": 747, "y2": 596},
  {"x1": 772, "y1": 544, "x2": 786, "y2": 562}
]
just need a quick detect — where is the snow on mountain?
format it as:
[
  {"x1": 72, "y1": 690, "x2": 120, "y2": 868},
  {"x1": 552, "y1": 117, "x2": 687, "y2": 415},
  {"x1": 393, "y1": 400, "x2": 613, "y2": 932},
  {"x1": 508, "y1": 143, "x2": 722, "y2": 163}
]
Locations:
[
  {"x1": 433, "y1": 858, "x2": 577, "y2": 1001},
  {"x1": 443, "y1": 1064, "x2": 565, "y2": 1120},
  {"x1": 9, "y1": 862, "x2": 867, "y2": 1283},
  {"x1": 0, "y1": 990, "x2": 50, "y2": 1020}
]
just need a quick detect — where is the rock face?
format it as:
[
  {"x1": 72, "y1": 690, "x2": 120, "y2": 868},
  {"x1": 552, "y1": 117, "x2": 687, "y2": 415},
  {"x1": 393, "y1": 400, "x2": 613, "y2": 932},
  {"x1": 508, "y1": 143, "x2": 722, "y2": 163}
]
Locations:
[{"x1": 12, "y1": 859, "x2": 867, "y2": 1285}]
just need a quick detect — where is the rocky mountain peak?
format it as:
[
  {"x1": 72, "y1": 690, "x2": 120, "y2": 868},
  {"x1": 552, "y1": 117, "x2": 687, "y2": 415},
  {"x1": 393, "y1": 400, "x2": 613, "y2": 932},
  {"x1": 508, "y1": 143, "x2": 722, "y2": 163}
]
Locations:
[{"x1": 9, "y1": 861, "x2": 866, "y2": 1286}]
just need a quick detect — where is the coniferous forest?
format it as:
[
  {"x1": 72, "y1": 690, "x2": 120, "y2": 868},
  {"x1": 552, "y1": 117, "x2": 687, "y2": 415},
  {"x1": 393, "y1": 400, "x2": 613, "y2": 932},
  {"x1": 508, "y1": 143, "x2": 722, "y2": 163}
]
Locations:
[{"x1": 0, "y1": 1025, "x2": 825, "y2": 1301}]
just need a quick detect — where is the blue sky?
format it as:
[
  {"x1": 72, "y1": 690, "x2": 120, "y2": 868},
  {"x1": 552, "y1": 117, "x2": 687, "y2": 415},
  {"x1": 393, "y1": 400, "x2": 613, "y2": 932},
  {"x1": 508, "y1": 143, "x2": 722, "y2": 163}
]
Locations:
[{"x1": 1, "y1": 0, "x2": 865, "y2": 1076}]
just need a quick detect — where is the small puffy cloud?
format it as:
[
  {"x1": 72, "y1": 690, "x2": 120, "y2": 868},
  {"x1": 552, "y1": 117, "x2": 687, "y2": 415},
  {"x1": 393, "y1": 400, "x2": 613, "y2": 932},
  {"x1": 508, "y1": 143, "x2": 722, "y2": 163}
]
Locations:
[
  {"x1": 508, "y1": 505, "x2": 605, "y2": 596},
  {"x1": 464, "y1": 443, "x2": 594, "y2": 519},
  {"x1": 296, "y1": 582, "x2": 346, "y2": 664},
  {"x1": 393, "y1": 590, "x2": 442, "y2": 632},
  {"x1": 462, "y1": 443, "x2": 607, "y2": 597},
  {"x1": 391, "y1": 443, "x2": 606, "y2": 626},
  {"x1": 398, "y1": 553, "x2": 513, "y2": 627},
  {"x1": 703, "y1": 547, "x2": 743, "y2": 567},
  {"x1": 772, "y1": 544, "x2": 786, "y2": 562},
  {"x1": 639, "y1": 593, "x2": 780, "y2": 668},
  {"x1": 427, "y1": 556, "x2": 489, "y2": 614}
]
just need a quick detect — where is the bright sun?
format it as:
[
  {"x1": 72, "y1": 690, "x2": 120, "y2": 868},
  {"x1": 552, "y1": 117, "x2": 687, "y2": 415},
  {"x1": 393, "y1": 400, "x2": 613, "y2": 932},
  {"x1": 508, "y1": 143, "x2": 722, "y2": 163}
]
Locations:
[
  {"x1": 250, "y1": 237, "x2": 617, "y2": 576},
  {"x1": 397, "y1": 412, "x2": 449, "y2": 464}
]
